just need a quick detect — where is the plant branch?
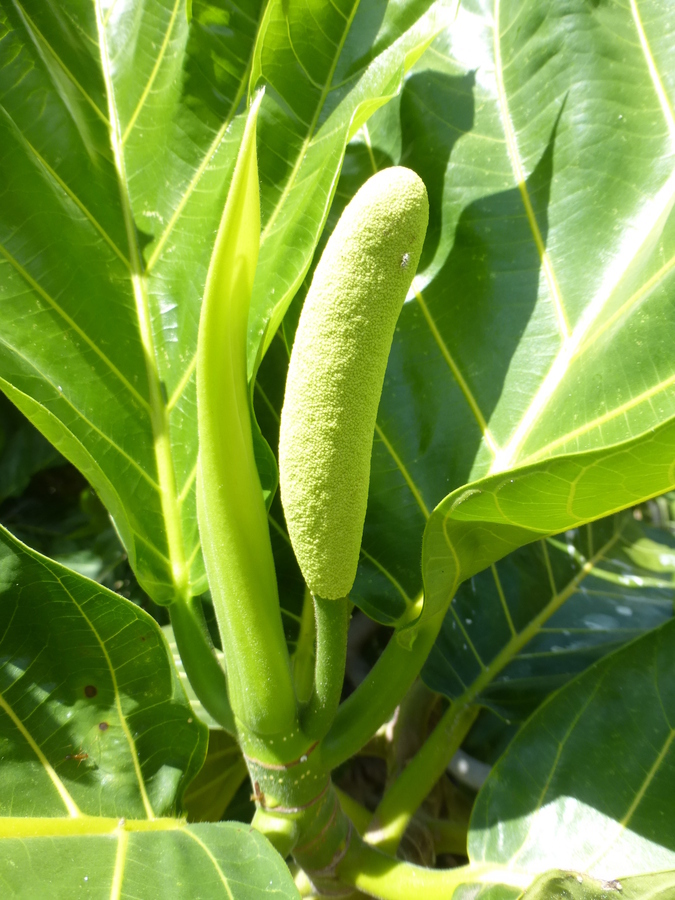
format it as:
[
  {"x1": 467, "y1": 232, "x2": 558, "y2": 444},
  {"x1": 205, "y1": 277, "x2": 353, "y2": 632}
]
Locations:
[
  {"x1": 334, "y1": 786, "x2": 372, "y2": 836},
  {"x1": 336, "y1": 836, "x2": 531, "y2": 899},
  {"x1": 169, "y1": 597, "x2": 235, "y2": 734},
  {"x1": 318, "y1": 608, "x2": 447, "y2": 771},
  {"x1": 365, "y1": 702, "x2": 478, "y2": 854},
  {"x1": 418, "y1": 811, "x2": 469, "y2": 857},
  {"x1": 300, "y1": 596, "x2": 350, "y2": 740}
]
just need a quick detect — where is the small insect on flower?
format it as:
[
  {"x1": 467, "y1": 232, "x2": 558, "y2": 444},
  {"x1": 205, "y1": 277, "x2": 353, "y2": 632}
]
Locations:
[{"x1": 400, "y1": 252, "x2": 410, "y2": 269}]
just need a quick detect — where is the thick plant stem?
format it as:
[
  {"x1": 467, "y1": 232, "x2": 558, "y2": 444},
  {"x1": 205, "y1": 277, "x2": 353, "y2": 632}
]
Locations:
[
  {"x1": 170, "y1": 597, "x2": 235, "y2": 734},
  {"x1": 336, "y1": 837, "x2": 531, "y2": 899},
  {"x1": 366, "y1": 702, "x2": 479, "y2": 854},
  {"x1": 318, "y1": 608, "x2": 447, "y2": 771},
  {"x1": 300, "y1": 596, "x2": 350, "y2": 740}
]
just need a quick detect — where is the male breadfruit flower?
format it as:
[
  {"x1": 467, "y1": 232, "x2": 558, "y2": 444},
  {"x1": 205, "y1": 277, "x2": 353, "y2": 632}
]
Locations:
[{"x1": 279, "y1": 167, "x2": 429, "y2": 600}]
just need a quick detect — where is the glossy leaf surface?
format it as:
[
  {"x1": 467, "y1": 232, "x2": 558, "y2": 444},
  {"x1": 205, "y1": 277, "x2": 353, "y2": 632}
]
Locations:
[
  {"x1": 0, "y1": 822, "x2": 299, "y2": 899},
  {"x1": 422, "y1": 515, "x2": 675, "y2": 719},
  {"x1": 0, "y1": 523, "x2": 296, "y2": 897},
  {"x1": 0, "y1": 524, "x2": 205, "y2": 819},
  {"x1": 518, "y1": 869, "x2": 675, "y2": 900},
  {"x1": 469, "y1": 617, "x2": 675, "y2": 885}
]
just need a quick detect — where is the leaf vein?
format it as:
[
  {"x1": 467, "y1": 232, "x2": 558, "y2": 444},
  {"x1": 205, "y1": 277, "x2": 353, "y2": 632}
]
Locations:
[
  {"x1": 493, "y1": 0, "x2": 569, "y2": 339},
  {"x1": 120, "y1": 0, "x2": 182, "y2": 146},
  {"x1": 0, "y1": 241, "x2": 150, "y2": 413}
]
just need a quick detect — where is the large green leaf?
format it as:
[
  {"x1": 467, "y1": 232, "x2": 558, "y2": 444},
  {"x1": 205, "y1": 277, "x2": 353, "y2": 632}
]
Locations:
[
  {"x1": 0, "y1": 823, "x2": 299, "y2": 899},
  {"x1": 0, "y1": 522, "x2": 297, "y2": 897},
  {"x1": 0, "y1": 0, "x2": 259, "y2": 603},
  {"x1": 0, "y1": 0, "x2": 448, "y2": 607},
  {"x1": 516, "y1": 869, "x2": 675, "y2": 900},
  {"x1": 469, "y1": 617, "x2": 675, "y2": 887},
  {"x1": 422, "y1": 515, "x2": 675, "y2": 719}
]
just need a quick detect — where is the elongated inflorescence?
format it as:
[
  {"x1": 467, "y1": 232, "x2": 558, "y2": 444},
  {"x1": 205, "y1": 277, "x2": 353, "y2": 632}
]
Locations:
[{"x1": 279, "y1": 167, "x2": 429, "y2": 600}]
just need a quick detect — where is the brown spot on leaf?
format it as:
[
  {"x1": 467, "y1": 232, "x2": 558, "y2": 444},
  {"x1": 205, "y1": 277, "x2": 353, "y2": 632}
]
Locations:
[
  {"x1": 84, "y1": 685, "x2": 97, "y2": 698},
  {"x1": 98, "y1": 721, "x2": 109, "y2": 731}
]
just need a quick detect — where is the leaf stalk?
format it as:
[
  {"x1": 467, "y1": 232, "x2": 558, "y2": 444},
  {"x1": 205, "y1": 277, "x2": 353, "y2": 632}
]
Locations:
[
  {"x1": 318, "y1": 607, "x2": 448, "y2": 771},
  {"x1": 300, "y1": 596, "x2": 350, "y2": 740}
]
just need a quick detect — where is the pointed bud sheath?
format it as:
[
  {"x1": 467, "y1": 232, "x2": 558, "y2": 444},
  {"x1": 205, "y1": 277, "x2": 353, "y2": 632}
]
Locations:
[
  {"x1": 279, "y1": 167, "x2": 429, "y2": 600},
  {"x1": 197, "y1": 93, "x2": 296, "y2": 736}
]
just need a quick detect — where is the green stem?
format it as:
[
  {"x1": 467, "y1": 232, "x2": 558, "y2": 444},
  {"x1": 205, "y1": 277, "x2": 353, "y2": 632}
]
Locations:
[
  {"x1": 318, "y1": 608, "x2": 447, "y2": 772},
  {"x1": 337, "y1": 837, "x2": 531, "y2": 900},
  {"x1": 169, "y1": 597, "x2": 235, "y2": 734},
  {"x1": 388, "y1": 678, "x2": 438, "y2": 778},
  {"x1": 300, "y1": 596, "x2": 350, "y2": 740},
  {"x1": 334, "y1": 786, "x2": 372, "y2": 836},
  {"x1": 293, "y1": 587, "x2": 316, "y2": 704},
  {"x1": 366, "y1": 703, "x2": 479, "y2": 855},
  {"x1": 418, "y1": 812, "x2": 468, "y2": 856}
]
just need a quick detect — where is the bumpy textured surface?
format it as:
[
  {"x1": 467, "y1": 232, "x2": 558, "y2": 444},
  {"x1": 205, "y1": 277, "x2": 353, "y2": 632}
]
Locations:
[{"x1": 279, "y1": 167, "x2": 429, "y2": 599}]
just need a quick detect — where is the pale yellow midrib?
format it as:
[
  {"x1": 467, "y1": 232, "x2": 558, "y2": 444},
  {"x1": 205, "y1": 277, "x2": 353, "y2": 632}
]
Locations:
[
  {"x1": 0, "y1": 690, "x2": 80, "y2": 817},
  {"x1": 629, "y1": 0, "x2": 675, "y2": 139},
  {"x1": 52, "y1": 566, "x2": 155, "y2": 820},
  {"x1": 493, "y1": 0, "x2": 569, "y2": 341},
  {"x1": 109, "y1": 829, "x2": 128, "y2": 900},
  {"x1": 0, "y1": 816, "x2": 186, "y2": 837},
  {"x1": 259, "y1": 0, "x2": 363, "y2": 244},
  {"x1": 121, "y1": 0, "x2": 182, "y2": 146},
  {"x1": 95, "y1": 2, "x2": 190, "y2": 601},
  {"x1": 489, "y1": 3, "x2": 675, "y2": 475}
]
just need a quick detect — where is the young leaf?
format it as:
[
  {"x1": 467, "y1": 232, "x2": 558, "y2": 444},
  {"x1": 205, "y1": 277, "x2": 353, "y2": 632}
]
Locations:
[{"x1": 196, "y1": 92, "x2": 296, "y2": 735}]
